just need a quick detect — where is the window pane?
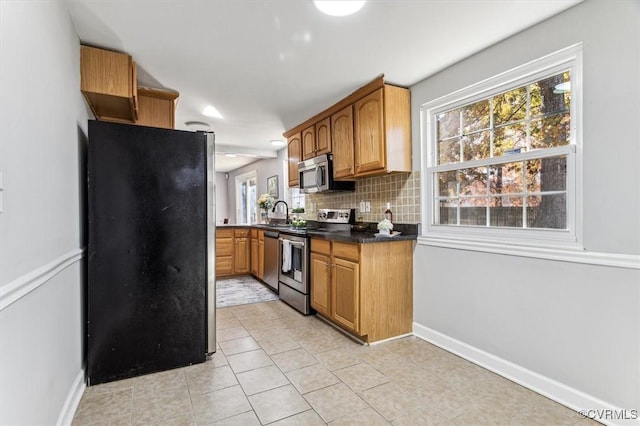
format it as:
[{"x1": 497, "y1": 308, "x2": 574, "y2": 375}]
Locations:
[
  {"x1": 462, "y1": 131, "x2": 490, "y2": 161},
  {"x1": 460, "y1": 197, "x2": 487, "y2": 226},
  {"x1": 438, "y1": 199, "x2": 458, "y2": 225},
  {"x1": 437, "y1": 171, "x2": 457, "y2": 197},
  {"x1": 489, "y1": 198, "x2": 524, "y2": 227},
  {"x1": 494, "y1": 123, "x2": 526, "y2": 156},
  {"x1": 438, "y1": 138, "x2": 460, "y2": 165},
  {"x1": 526, "y1": 157, "x2": 567, "y2": 193},
  {"x1": 437, "y1": 109, "x2": 461, "y2": 139},
  {"x1": 493, "y1": 87, "x2": 527, "y2": 126},
  {"x1": 462, "y1": 101, "x2": 490, "y2": 134},
  {"x1": 527, "y1": 194, "x2": 566, "y2": 229},
  {"x1": 530, "y1": 72, "x2": 570, "y2": 117},
  {"x1": 489, "y1": 162, "x2": 523, "y2": 195},
  {"x1": 530, "y1": 113, "x2": 570, "y2": 148},
  {"x1": 459, "y1": 167, "x2": 487, "y2": 196}
]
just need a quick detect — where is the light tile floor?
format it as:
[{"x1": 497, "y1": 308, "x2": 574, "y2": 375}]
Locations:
[{"x1": 72, "y1": 300, "x2": 599, "y2": 425}]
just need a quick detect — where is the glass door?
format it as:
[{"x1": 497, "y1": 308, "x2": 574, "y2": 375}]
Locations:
[{"x1": 235, "y1": 171, "x2": 257, "y2": 224}]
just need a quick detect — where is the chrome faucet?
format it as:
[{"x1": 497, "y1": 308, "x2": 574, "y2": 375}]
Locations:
[{"x1": 271, "y1": 200, "x2": 290, "y2": 224}]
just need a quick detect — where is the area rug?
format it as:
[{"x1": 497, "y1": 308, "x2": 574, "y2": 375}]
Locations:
[{"x1": 216, "y1": 276, "x2": 279, "y2": 308}]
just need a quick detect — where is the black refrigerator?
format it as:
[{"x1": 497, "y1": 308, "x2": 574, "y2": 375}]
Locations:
[{"x1": 86, "y1": 120, "x2": 216, "y2": 385}]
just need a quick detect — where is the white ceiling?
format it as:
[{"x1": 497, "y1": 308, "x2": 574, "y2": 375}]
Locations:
[{"x1": 65, "y1": 0, "x2": 581, "y2": 172}]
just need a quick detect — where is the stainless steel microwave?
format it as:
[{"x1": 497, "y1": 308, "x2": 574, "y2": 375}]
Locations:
[{"x1": 298, "y1": 154, "x2": 355, "y2": 193}]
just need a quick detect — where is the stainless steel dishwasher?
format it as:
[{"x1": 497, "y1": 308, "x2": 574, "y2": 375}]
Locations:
[{"x1": 263, "y1": 230, "x2": 279, "y2": 292}]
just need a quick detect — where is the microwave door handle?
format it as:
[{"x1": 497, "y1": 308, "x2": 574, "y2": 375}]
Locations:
[{"x1": 316, "y1": 166, "x2": 323, "y2": 191}]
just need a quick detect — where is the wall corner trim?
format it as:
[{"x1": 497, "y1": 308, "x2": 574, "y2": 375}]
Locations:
[
  {"x1": 56, "y1": 369, "x2": 85, "y2": 426},
  {"x1": 412, "y1": 322, "x2": 637, "y2": 426},
  {"x1": 0, "y1": 248, "x2": 85, "y2": 311}
]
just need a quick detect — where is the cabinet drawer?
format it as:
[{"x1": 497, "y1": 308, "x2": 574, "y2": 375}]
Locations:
[
  {"x1": 217, "y1": 229, "x2": 234, "y2": 238},
  {"x1": 234, "y1": 229, "x2": 250, "y2": 238},
  {"x1": 332, "y1": 242, "x2": 359, "y2": 261},
  {"x1": 215, "y1": 256, "x2": 233, "y2": 276},
  {"x1": 311, "y1": 239, "x2": 331, "y2": 255},
  {"x1": 216, "y1": 238, "x2": 233, "y2": 256}
]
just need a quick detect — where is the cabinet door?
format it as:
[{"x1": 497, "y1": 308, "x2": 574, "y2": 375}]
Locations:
[
  {"x1": 331, "y1": 105, "x2": 355, "y2": 179},
  {"x1": 215, "y1": 235, "x2": 234, "y2": 277},
  {"x1": 354, "y1": 88, "x2": 385, "y2": 174},
  {"x1": 331, "y1": 257, "x2": 360, "y2": 333},
  {"x1": 287, "y1": 133, "x2": 301, "y2": 187},
  {"x1": 234, "y1": 237, "x2": 250, "y2": 274},
  {"x1": 315, "y1": 117, "x2": 331, "y2": 156},
  {"x1": 310, "y1": 252, "x2": 331, "y2": 317},
  {"x1": 302, "y1": 126, "x2": 316, "y2": 161},
  {"x1": 258, "y1": 238, "x2": 265, "y2": 280},
  {"x1": 250, "y1": 238, "x2": 258, "y2": 276},
  {"x1": 136, "y1": 88, "x2": 177, "y2": 129}
]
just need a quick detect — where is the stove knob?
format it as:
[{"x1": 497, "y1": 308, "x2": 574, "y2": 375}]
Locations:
[{"x1": 318, "y1": 211, "x2": 327, "y2": 221}]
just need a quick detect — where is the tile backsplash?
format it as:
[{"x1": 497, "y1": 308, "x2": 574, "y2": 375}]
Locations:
[{"x1": 300, "y1": 171, "x2": 421, "y2": 224}]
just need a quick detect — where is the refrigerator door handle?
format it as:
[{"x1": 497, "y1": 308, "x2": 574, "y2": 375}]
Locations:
[{"x1": 205, "y1": 131, "x2": 216, "y2": 355}]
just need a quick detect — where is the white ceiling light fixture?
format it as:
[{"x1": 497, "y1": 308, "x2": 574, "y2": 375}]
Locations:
[
  {"x1": 314, "y1": 0, "x2": 366, "y2": 17},
  {"x1": 184, "y1": 121, "x2": 211, "y2": 131},
  {"x1": 270, "y1": 139, "x2": 286, "y2": 147},
  {"x1": 202, "y1": 105, "x2": 223, "y2": 119},
  {"x1": 225, "y1": 153, "x2": 237, "y2": 158}
]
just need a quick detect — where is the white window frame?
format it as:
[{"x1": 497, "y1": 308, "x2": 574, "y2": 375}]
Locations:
[
  {"x1": 420, "y1": 43, "x2": 583, "y2": 254},
  {"x1": 235, "y1": 170, "x2": 257, "y2": 224}
]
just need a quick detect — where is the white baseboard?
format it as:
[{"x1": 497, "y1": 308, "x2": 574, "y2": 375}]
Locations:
[
  {"x1": 413, "y1": 322, "x2": 639, "y2": 426},
  {"x1": 56, "y1": 369, "x2": 85, "y2": 426}
]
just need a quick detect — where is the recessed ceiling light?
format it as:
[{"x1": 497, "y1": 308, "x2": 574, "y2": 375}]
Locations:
[
  {"x1": 225, "y1": 153, "x2": 237, "y2": 158},
  {"x1": 184, "y1": 121, "x2": 210, "y2": 131},
  {"x1": 314, "y1": 0, "x2": 366, "y2": 17},
  {"x1": 270, "y1": 140, "x2": 286, "y2": 147},
  {"x1": 202, "y1": 105, "x2": 223, "y2": 119}
]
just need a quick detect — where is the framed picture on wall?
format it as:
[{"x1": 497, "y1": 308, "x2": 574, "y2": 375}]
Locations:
[{"x1": 267, "y1": 175, "x2": 279, "y2": 199}]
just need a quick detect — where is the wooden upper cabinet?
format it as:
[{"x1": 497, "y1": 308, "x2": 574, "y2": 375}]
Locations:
[
  {"x1": 80, "y1": 45, "x2": 138, "y2": 122},
  {"x1": 288, "y1": 133, "x2": 301, "y2": 187},
  {"x1": 302, "y1": 125, "x2": 316, "y2": 160},
  {"x1": 302, "y1": 118, "x2": 331, "y2": 161},
  {"x1": 331, "y1": 105, "x2": 355, "y2": 179},
  {"x1": 354, "y1": 88, "x2": 386, "y2": 174},
  {"x1": 136, "y1": 87, "x2": 179, "y2": 129},
  {"x1": 315, "y1": 117, "x2": 331, "y2": 156},
  {"x1": 353, "y1": 85, "x2": 411, "y2": 177}
]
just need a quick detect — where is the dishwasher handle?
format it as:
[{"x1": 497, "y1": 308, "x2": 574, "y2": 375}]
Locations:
[
  {"x1": 264, "y1": 231, "x2": 280, "y2": 238},
  {"x1": 279, "y1": 238, "x2": 305, "y2": 247}
]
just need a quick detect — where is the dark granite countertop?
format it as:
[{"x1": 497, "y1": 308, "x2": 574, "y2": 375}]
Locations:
[{"x1": 218, "y1": 223, "x2": 418, "y2": 244}]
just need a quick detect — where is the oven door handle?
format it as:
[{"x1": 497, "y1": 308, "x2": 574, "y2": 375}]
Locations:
[{"x1": 279, "y1": 238, "x2": 305, "y2": 247}]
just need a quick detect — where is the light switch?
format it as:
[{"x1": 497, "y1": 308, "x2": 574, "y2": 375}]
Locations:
[{"x1": 365, "y1": 201, "x2": 371, "y2": 212}]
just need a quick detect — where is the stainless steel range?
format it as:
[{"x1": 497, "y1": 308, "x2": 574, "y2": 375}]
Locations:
[{"x1": 277, "y1": 208, "x2": 355, "y2": 315}]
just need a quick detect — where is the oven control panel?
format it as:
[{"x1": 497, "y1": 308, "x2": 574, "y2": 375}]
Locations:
[{"x1": 317, "y1": 208, "x2": 355, "y2": 223}]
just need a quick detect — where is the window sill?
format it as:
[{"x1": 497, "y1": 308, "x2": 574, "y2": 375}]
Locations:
[{"x1": 417, "y1": 235, "x2": 640, "y2": 269}]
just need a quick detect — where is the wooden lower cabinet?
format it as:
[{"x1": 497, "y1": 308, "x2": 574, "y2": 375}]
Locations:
[
  {"x1": 310, "y1": 238, "x2": 413, "y2": 343},
  {"x1": 310, "y1": 252, "x2": 331, "y2": 317},
  {"x1": 250, "y1": 229, "x2": 259, "y2": 276},
  {"x1": 258, "y1": 231, "x2": 264, "y2": 280},
  {"x1": 234, "y1": 229, "x2": 250, "y2": 274},
  {"x1": 215, "y1": 229, "x2": 234, "y2": 277},
  {"x1": 215, "y1": 227, "x2": 250, "y2": 277}
]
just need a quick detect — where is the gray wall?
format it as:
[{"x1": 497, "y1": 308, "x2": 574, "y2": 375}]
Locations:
[
  {"x1": 0, "y1": 2, "x2": 88, "y2": 424},
  {"x1": 410, "y1": 0, "x2": 639, "y2": 413},
  {"x1": 215, "y1": 172, "x2": 229, "y2": 224},
  {"x1": 226, "y1": 149, "x2": 287, "y2": 224}
]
